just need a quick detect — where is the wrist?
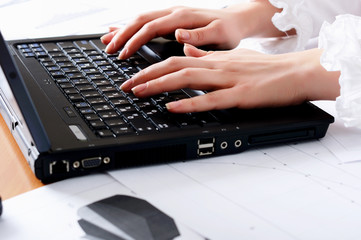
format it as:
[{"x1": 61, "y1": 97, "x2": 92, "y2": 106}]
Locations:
[
  {"x1": 292, "y1": 49, "x2": 340, "y2": 102},
  {"x1": 231, "y1": 0, "x2": 285, "y2": 39}
]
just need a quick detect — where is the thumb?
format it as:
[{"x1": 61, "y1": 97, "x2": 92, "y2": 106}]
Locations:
[
  {"x1": 176, "y1": 26, "x2": 217, "y2": 46},
  {"x1": 183, "y1": 44, "x2": 208, "y2": 57}
]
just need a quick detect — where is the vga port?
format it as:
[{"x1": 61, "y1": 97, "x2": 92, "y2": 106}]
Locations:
[{"x1": 81, "y1": 157, "x2": 102, "y2": 168}]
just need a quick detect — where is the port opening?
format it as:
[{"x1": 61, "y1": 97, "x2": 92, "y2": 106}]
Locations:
[
  {"x1": 220, "y1": 141, "x2": 228, "y2": 149},
  {"x1": 81, "y1": 157, "x2": 102, "y2": 168},
  {"x1": 197, "y1": 137, "x2": 215, "y2": 156},
  {"x1": 235, "y1": 140, "x2": 242, "y2": 148},
  {"x1": 49, "y1": 160, "x2": 69, "y2": 175}
]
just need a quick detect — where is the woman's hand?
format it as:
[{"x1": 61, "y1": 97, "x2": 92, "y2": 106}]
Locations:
[
  {"x1": 101, "y1": 1, "x2": 285, "y2": 59},
  {"x1": 120, "y1": 45, "x2": 340, "y2": 113}
]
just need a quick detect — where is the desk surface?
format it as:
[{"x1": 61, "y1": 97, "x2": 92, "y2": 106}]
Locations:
[{"x1": 0, "y1": 116, "x2": 43, "y2": 200}]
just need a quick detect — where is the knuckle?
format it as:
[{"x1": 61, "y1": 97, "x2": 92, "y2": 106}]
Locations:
[
  {"x1": 166, "y1": 56, "x2": 180, "y2": 66},
  {"x1": 143, "y1": 21, "x2": 157, "y2": 32},
  {"x1": 172, "y1": 7, "x2": 191, "y2": 18},
  {"x1": 134, "y1": 13, "x2": 148, "y2": 24},
  {"x1": 194, "y1": 31, "x2": 204, "y2": 42},
  {"x1": 179, "y1": 68, "x2": 194, "y2": 78}
]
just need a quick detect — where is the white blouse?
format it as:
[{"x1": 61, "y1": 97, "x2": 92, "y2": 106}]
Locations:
[{"x1": 241, "y1": 0, "x2": 361, "y2": 128}]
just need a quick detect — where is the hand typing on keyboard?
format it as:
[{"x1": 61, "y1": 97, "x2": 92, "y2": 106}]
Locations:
[{"x1": 99, "y1": 4, "x2": 340, "y2": 114}]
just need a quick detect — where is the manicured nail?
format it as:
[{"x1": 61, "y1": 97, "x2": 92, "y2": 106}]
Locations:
[
  {"x1": 178, "y1": 30, "x2": 190, "y2": 41},
  {"x1": 166, "y1": 101, "x2": 181, "y2": 110},
  {"x1": 118, "y1": 48, "x2": 128, "y2": 59},
  {"x1": 120, "y1": 79, "x2": 131, "y2": 90},
  {"x1": 101, "y1": 31, "x2": 115, "y2": 43},
  {"x1": 105, "y1": 41, "x2": 114, "y2": 53},
  {"x1": 131, "y1": 82, "x2": 147, "y2": 95}
]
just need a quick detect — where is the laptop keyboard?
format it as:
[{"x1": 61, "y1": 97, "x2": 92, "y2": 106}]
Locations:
[{"x1": 17, "y1": 38, "x2": 220, "y2": 137}]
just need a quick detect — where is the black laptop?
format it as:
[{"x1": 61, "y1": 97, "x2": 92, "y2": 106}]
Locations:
[{"x1": 0, "y1": 31, "x2": 334, "y2": 182}]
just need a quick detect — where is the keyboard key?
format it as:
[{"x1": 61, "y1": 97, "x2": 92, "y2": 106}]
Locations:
[
  {"x1": 75, "y1": 102, "x2": 89, "y2": 108},
  {"x1": 82, "y1": 91, "x2": 101, "y2": 98},
  {"x1": 67, "y1": 73, "x2": 84, "y2": 79},
  {"x1": 110, "y1": 98, "x2": 129, "y2": 107},
  {"x1": 84, "y1": 114, "x2": 101, "y2": 121},
  {"x1": 88, "y1": 74, "x2": 106, "y2": 81},
  {"x1": 68, "y1": 53, "x2": 85, "y2": 58},
  {"x1": 57, "y1": 61, "x2": 74, "y2": 68},
  {"x1": 93, "y1": 104, "x2": 113, "y2": 112},
  {"x1": 117, "y1": 105, "x2": 137, "y2": 113},
  {"x1": 112, "y1": 126, "x2": 134, "y2": 136},
  {"x1": 74, "y1": 40, "x2": 98, "y2": 51},
  {"x1": 104, "y1": 119, "x2": 127, "y2": 127},
  {"x1": 149, "y1": 113, "x2": 178, "y2": 131},
  {"x1": 71, "y1": 79, "x2": 89, "y2": 85},
  {"x1": 68, "y1": 93, "x2": 83, "y2": 102},
  {"x1": 64, "y1": 48, "x2": 81, "y2": 54},
  {"x1": 76, "y1": 84, "x2": 96, "y2": 92},
  {"x1": 87, "y1": 97, "x2": 106, "y2": 105},
  {"x1": 57, "y1": 41, "x2": 76, "y2": 49},
  {"x1": 98, "y1": 86, "x2": 117, "y2": 93},
  {"x1": 90, "y1": 39, "x2": 106, "y2": 52},
  {"x1": 99, "y1": 111, "x2": 120, "y2": 119},
  {"x1": 80, "y1": 108, "x2": 95, "y2": 115},
  {"x1": 89, "y1": 120, "x2": 107, "y2": 129},
  {"x1": 64, "y1": 88, "x2": 78, "y2": 95},
  {"x1": 41, "y1": 43, "x2": 61, "y2": 53},
  {"x1": 97, "y1": 130, "x2": 114, "y2": 138}
]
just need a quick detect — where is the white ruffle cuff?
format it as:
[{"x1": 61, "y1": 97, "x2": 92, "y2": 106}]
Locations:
[
  {"x1": 269, "y1": 0, "x2": 313, "y2": 52},
  {"x1": 238, "y1": 0, "x2": 315, "y2": 53},
  {"x1": 319, "y1": 14, "x2": 361, "y2": 128}
]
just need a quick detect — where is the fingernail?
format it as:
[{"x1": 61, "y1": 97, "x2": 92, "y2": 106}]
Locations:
[
  {"x1": 118, "y1": 48, "x2": 128, "y2": 59},
  {"x1": 131, "y1": 82, "x2": 147, "y2": 95},
  {"x1": 166, "y1": 101, "x2": 181, "y2": 110},
  {"x1": 105, "y1": 41, "x2": 114, "y2": 53},
  {"x1": 178, "y1": 30, "x2": 190, "y2": 41},
  {"x1": 120, "y1": 79, "x2": 131, "y2": 91}
]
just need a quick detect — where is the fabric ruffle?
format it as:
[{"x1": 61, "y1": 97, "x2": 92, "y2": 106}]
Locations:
[
  {"x1": 268, "y1": 0, "x2": 313, "y2": 52},
  {"x1": 319, "y1": 14, "x2": 361, "y2": 128}
]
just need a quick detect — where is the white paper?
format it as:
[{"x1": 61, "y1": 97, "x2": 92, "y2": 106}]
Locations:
[
  {"x1": 108, "y1": 140, "x2": 361, "y2": 240},
  {"x1": 314, "y1": 101, "x2": 361, "y2": 163},
  {"x1": 1, "y1": 174, "x2": 135, "y2": 240}
]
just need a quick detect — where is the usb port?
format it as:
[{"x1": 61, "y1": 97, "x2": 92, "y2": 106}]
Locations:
[{"x1": 197, "y1": 138, "x2": 215, "y2": 156}]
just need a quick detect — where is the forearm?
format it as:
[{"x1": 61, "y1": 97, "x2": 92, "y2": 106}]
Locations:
[{"x1": 227, "y1": 0, "x2": 294, "y2": 39}]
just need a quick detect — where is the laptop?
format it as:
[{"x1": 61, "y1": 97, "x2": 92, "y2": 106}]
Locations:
[{"x1": 0, "y1": 31, "x2": 334, "y2": 183}]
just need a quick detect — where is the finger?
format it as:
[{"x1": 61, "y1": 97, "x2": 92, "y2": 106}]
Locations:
[
  {"x1": 118, "y1": 11, "x2": 213, "y2": 59},
  {"x1": 166, "y1": 88, "x2": 239, "y2": 113},
  {"x1": 131, "y1": 68, "x2": 233, "y2": 98},
  {"x1": 109, "y1": 26, "x2": 120, "y2": 32},
  {"x1": 105, "y1": 9, "x2": 173, "y2": 54},
  {"x1": 175, "y1": 20, "x2": 223, "y2": 47},
  {"x1": 120, "y1": 56, "x2": 215, "y2": 91},
  {"x1": 183, "y1": 44, "x2": 212, "y2": 57},
  {"x1": 100, "y1": 30, "x2": 119, "y2": 45}
]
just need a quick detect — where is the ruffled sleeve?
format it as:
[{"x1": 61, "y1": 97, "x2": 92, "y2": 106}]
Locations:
[
  {"x1": 245, "y1": 0, "x2": 361, "y2": 53},
  {"x1": 269, "y1": 0, "x2": 313, "y2": 52},
  {"x1": 319, "y1": 14, "x2": 361, "y2": 128}
]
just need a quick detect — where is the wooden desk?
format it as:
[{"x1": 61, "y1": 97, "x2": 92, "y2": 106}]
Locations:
[{"x1": 0, "y1": 115, "x2": 43, "y2": 200}]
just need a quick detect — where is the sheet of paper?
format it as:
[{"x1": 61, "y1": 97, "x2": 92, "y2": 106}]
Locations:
[
  {"x1": 108, "y1": 139, "x2": 361, "y2": 240},
  {"x1": 0, "y1": 174, "x2": 133, "y2": 240},
  {"x1": 314, "y1": 101, "x2": 361, "y2": 163}
]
